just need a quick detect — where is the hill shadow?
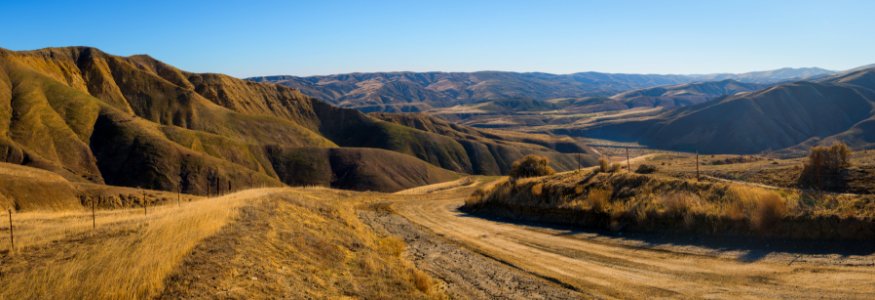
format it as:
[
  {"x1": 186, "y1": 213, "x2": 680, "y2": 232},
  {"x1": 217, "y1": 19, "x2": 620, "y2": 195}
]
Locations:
[{"x1": 456, "y1": 208, "x2": 875, "y2": 263}]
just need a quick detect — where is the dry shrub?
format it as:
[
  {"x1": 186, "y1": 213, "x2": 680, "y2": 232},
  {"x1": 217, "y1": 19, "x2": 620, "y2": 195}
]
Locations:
[
  {"x1": 411, "y1": 269, "x2": 432, "y2": 293},
  {"x1": 728, "y1": 186, "x2": 789, "y2": 230},
  {"x1": 635, "y1": 164, "x2": 658, "y2": 174},
  {"x1": 798, "y1": 142, "x2": 852, "y2": 190},
  {"x1": 598, "y1": 157, "x2": 610, "y2": 173},
  {"x1": 659, "y1": 193, "x2": 699, "y2": 216},
  {"x1": 509, "y1": 155, "x2": 556, "y2": 179},
  {"x1": 752, "y1": 193, "x2": 788, "y2": 229},
  {"x1": 586, "y1": 188, "x2": 611, "y2": 211},
  {"x1": 531, "y1": 183, "x2": 544, "y2": 197},
  {"x1": 379, "y1": 236, "x2": 406, "y2": 257},
  {"x1": 574, "y1": 184, "x2": 585, "y2": 195}
]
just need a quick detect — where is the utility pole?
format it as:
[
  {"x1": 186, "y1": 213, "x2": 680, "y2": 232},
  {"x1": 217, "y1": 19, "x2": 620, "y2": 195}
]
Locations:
[
  {"x1": 625, "y1": 147, "x2": 631, "y2": 171},
  {"x1": 695, "y1": 151, "x2": 700, "y2": 181}
]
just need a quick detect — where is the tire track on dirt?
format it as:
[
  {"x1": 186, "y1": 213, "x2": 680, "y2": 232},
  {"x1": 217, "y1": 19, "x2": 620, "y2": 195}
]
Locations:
[{"x1": 390, "y1": 183, "x2": 875, "y2": 299}]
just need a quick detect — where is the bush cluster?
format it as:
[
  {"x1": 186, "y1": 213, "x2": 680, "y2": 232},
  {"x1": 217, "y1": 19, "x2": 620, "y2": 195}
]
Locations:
[
  {"x1": 798, "y1": 142, "x2": 851, "y2": 190},
  {"x1": 635, "y1": 164, "x2": 658, "y2": 174},
  {"x1": 509, "y1": 155, "x2": 555, "y2": 179}
]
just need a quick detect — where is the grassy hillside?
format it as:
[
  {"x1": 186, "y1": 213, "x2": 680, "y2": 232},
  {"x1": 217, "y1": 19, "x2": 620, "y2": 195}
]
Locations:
[
  {"x1": 464, "y1": 170, "x2": 875, "y2": 240},
  {"x1": 0, "y1": 47, "x2": 473, "y2": 196}
]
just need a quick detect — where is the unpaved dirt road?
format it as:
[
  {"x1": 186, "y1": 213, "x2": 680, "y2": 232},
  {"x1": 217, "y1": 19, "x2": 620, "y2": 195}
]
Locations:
[
  {"x1": 388, "y1": 181, "x2": 875, "y2": 299},
  {"x1": 359, "y1": 203, "x2": 582, "y2": 299}
]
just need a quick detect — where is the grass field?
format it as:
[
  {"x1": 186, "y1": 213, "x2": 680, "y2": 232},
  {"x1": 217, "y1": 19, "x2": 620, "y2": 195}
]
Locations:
[{"x1": 0, "y1": 187, "x2": 441, "y2": 299}]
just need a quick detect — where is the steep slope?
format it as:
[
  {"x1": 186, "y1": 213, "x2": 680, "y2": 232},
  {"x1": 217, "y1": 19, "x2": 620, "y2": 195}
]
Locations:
[
  {"x1": 574, "y1": 68, "x2": 875, "y2": 154},
  {"x1": 0, "y1": 47, "x2": 464, "y2": 193},
  {"x1": 249, "y1": 68, "x2": 833, "y2": 113}
]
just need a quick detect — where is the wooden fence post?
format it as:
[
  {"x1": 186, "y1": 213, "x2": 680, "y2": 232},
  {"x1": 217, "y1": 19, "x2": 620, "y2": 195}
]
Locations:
[
  {"x1": 695, "y1": 151, "x2": 700, "y2": 181},
  {"x1": 142, "y1": 190, "x2": 147, "y2": 216},
  {"x1": 7, "y1": 209, "x2": 13, "y2": 252},
  {"x1": 177, "y1": 185, "x2": 181, "y2": 208},
  {"x1": 92, "y1": 197, "x2": 97, "y2": 230},
  {"x1": 626, "y1": 147, "x2": 631, "y2": 171}
]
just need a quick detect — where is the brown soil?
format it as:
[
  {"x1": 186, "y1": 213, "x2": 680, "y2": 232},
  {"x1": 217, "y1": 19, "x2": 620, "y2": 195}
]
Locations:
[{"x1": 358, "y1": 202, "x2": 583, "y2": 299}]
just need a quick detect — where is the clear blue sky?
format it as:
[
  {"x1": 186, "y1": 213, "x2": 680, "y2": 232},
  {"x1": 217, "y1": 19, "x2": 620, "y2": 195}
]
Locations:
[{"x1": 2, "y1": 0, "x2": 873, "y2": 77}]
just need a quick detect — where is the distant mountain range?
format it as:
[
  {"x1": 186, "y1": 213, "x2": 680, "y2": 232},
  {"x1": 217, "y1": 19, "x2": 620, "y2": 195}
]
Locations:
[
  {"x1": 249, "y1": 68, "x2": 834, "y2": 112},
  {"x1": 571, "y1": 67, "x2": 875, "y2": 154}
]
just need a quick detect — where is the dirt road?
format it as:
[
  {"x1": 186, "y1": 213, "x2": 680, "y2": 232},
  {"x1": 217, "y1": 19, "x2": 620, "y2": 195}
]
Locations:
[{"x1": 389, "y1": 181, "x2": 875, "y2": 299}]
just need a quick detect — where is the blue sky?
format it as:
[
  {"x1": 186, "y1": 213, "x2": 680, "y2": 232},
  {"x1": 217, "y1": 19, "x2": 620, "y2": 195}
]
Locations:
[{"x1": 2, "y1": 0, "x2": 873, "y2": 77}]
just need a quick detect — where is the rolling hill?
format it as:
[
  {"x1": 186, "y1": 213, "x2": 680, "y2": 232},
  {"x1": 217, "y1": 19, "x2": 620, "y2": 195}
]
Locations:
[
  {"x1": 371, "y1": 112, "x2": 598, "y2": 174},
  {"x1": 0, "y1": 46, "x2": 468, "y2": 193},
  {"x1": 570, "y1": 67, "x2": 875, "y2": 154},
  {"x1": 249, "y1": 68, "x2": 833, "y2": 112},
  {"x1": 0, "y1": 46, "x2": 600, "y2": 196}
]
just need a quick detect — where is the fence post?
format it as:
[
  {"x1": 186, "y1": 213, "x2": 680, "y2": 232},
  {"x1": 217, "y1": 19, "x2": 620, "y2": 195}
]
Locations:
[
  {"x1": 7, "y1": 209, "x2": 13, "y2": 252},
  {"x1": 142, "y1": 190, "x2": 147, "y2": 216},
  {"x1": 626, "y1": 147, "x2": 631, "y2": 171},
  {"x1": 695, "y1": 151, "x2": 700, "y2": 181},
  {"x1": 177, "y1": 185, "x2": 181, "y2": 208},
  {"x1": 92, "y1": 197, "x2": 97, "y2": 230}
]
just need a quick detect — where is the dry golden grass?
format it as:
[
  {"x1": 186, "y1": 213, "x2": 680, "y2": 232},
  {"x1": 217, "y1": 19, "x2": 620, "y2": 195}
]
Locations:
[
  {"x1": 464, "y1": 170, "x2": 875, "y2": 239},
  {"x1": 0, "y1": 189, "x2": 269, "y2": 299},
  {"x1": 0, "y1": 186, "x2": 444, "y2": 299}
]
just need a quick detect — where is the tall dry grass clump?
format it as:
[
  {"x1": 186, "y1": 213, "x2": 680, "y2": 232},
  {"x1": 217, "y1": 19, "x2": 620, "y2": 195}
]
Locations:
[
  {"x1": 727, "y1": 186, "x2": 790, "y2": 230},
  {"x1": 597, "y1": 156, "x2": 621, "y2": 173},
  {"x1": 509, "y1": 155, "x2": 555, "y2": 179}
]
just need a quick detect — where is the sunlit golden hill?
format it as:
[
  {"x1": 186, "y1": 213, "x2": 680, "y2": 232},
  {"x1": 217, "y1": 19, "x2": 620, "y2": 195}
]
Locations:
[{"x1": 0, "y1": 47, "x2": 596, "y2": 199}]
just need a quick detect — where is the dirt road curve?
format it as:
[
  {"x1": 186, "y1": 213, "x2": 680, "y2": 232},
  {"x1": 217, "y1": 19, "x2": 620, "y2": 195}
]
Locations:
[{"x1": 390, "y1": 183, "x2": 875, "y2": 299}]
